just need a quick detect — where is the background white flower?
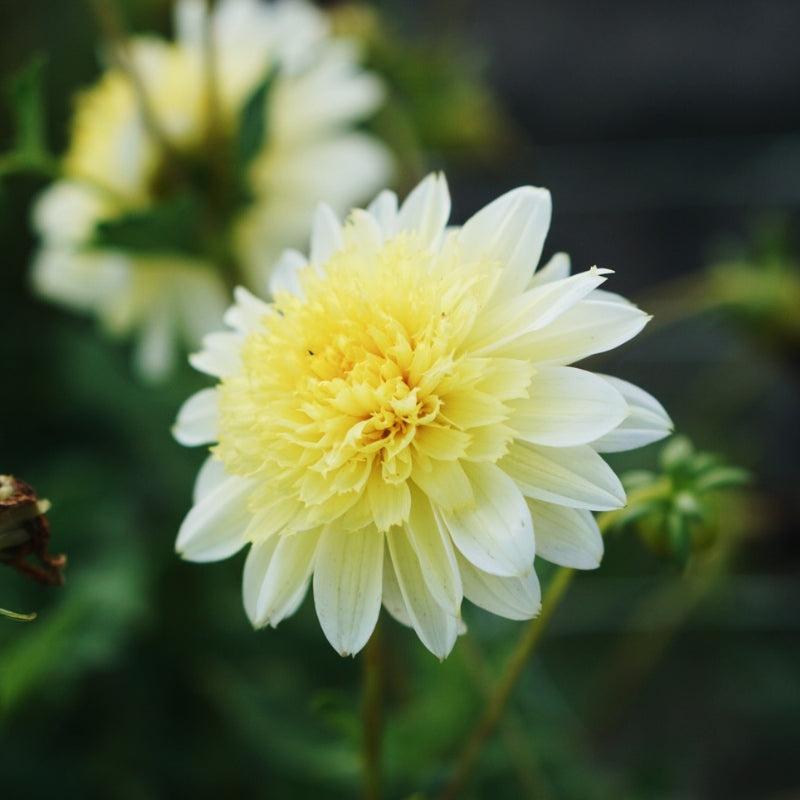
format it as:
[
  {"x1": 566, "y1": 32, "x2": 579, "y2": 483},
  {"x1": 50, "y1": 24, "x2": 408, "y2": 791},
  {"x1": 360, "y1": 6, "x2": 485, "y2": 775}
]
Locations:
[
  {"x1": 173, "y1": 173, "x2": 672, "y2": 658},
  {"x1": 32, "y1": 0, "x2": 392, "y2": 379}
]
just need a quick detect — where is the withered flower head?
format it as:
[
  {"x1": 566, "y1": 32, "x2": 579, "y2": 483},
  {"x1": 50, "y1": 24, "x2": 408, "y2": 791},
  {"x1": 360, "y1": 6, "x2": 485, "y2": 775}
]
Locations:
[{"x1": 0, "y1": 475, "x2": 65, "y2": 586}]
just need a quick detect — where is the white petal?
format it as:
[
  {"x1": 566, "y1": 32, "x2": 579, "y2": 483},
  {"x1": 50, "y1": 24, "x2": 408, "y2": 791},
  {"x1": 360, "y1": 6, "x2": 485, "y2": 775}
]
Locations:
[
  {"x1": 511, "y1": 366, "x2": 628, "y2": 447},
  {"x1": 223, "y1": 286, "x2": 271, "y2": 335},
  {"x1": 268, "y1": 249, "x2": 308, "y2": 298},
  {"x1": 395, "y1": 173, "x2": 451, "y2": 249},
  {"x1": 243, "y1": 537, "x2": 279, "y2": 624},
  {"x1": 386, "y1": 528, "x2": 459, "y2": 659},
  {"x1": 591, "y1": 375, "x2": 673, "y2": 453},
  {"x1": 173, "y1": 388, "x2": 219, "y2": 446},
  {"x1": 367, "y1": 189, "x2": 398, "y2": 238},
  {"x1": 193, "y1": 455, "x2": 227, "y2": 503},
  {"x1": 32, "y1": 181, "x2": 112, "y2": 243},
  {"x1": 502, "y1": 442, "x2": 626, "y2": 511},
  {"x1": 457, "y1": 552, "x2": 541, "y2": 620},
  {"x1": 405, "y1": 490, "x2": 462, "y2": 615},
  {"x1": 529, "y1": 251, "x2": 571, "y2": 286},
  {"x1": 176, "y1": 475, "x2": 254, "y2": 562},
  {"x1": 499, "y1": 298, "x2": 650, "y2": 363},
  {"x1": 437, "y1": 462, "x2": 535, "y2": 577},
  {"x1": 467, "y1": 268, "x2": 610, "y2": 355},
  {"x1": 174, "y1": 0, "x2": 206, "y2": 48},
  {"x1": 313, "y1": 526, "x2": 384, "y2": 656},
  {"x1": 457, "y1": 185, "x2": 551, "y2": 300},
  {"x1": 527, "y1": 501, "x2": 603, "y2": 569},
  {"x1": 244, "y1": 530, "x2": 321, "y2": 627},
  {"x1": 382, "y1": 550, "x2": 413, "y2": 628},
  {"x1": 189, "y1": 331, "x2": 243, "y2": 377},
  {"x1": 310, "y1": 204, "x2": 344, "y2": 265},
  {"x1": 134, "y1": 298, "x2": 174, "y2": 381}
]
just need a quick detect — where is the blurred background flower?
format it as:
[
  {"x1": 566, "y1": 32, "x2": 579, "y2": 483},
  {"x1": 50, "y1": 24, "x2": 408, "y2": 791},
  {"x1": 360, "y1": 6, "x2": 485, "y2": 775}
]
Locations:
[
  {"x1": 1, "y1": 1, "x2": 799, "y2": 798},
  {"x1": 30, "y1": 0, "x2": 392, "y2": 378}
]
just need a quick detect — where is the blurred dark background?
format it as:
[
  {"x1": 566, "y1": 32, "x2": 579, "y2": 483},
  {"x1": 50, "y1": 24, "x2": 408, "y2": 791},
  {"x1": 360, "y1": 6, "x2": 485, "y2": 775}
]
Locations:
[{"x1": 1, "y1": 1, "x2": 799, "y2": 798}]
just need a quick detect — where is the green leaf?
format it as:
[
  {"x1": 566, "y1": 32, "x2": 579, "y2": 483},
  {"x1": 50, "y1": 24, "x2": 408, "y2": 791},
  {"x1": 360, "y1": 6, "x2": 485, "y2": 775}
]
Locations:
[
  {"x1": 234, "y1": 68, "x2": 277, "y2": 179},
  {"x1": 694, "y1": 466, "x2": 751, "y2": 492},
  {"x1": 91, "y1": 193, "x2": 203, "y2": 255},
  {"x1": 0, "y1": 54, "x2": 55, "y2": 179}
]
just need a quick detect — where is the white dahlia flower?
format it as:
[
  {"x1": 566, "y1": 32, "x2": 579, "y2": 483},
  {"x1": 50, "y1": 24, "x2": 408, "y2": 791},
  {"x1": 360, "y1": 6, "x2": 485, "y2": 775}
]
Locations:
[
  {"x1": 32, "y1": 0, "x2": 391, "y2": 379},
  {"x1": 173, "y1": 173, "x2": 672, "y2": 658}
]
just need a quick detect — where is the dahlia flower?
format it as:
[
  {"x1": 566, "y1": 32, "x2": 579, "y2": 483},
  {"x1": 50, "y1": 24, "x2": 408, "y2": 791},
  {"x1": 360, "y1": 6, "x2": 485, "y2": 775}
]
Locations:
[
  {"x1": 174, "y1": 173, "x2": 672, "y2": 658},
  {"x1": 32, "y1": 0, "x2": 391, "y2": 378}
]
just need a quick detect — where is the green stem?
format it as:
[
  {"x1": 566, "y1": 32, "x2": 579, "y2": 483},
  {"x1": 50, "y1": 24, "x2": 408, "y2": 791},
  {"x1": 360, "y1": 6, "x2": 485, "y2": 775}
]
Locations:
[
  {"x1": 434, "y1": 500, "x2": 645, "y2": 800},
  {"x1": 435, "y1": 566, "x2": 575, "y2": 800},
  {"x1": 362, "y1": 624, "x2": 383, "y2": 800},
  {"x1": 0, "y1": 607, "x2": 36, "y2": 622}
]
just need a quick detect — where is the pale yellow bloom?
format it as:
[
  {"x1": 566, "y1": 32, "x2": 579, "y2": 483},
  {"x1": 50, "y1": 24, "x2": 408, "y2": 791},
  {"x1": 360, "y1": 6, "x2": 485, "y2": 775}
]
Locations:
[
  {"x1": 174, "y1": 174, "x2": 672, "y2": 657},
  {"x1": 32, "y1": 0, "x2": 391, "y2": 379}
]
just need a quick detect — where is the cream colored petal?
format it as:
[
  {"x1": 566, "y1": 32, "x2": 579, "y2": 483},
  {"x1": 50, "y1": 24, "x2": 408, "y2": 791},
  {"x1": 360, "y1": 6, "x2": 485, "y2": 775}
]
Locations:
[
  {"x1": 457, "y1": 552, "x2": 541, "y2": 620},
  {"x1": 313, "y1": 526, "x2": 384, "y2": 656},
  {"x1": 529, "y1": 251, "x2": 571, "y2": 287},
  {"x1": 467, "y1": 268, "x2": 609, "y2": 354},
  {"x1": 32, "y1": 181, "x2": 112, "y2": 243},
  {"x1": 498, "y1": 298, "x2": 650, "y2": 364},
  {"x1": 527, "y1": 500, "x2": 603, "y2": 569},
  {"x1": 457, "y1": 185, "x2": 551, "y2": 300},
  {"x1": 437, "y1": 462, "x2": 535, "y2": 578},
  {"x1": 502, "y1": 442, "x2": 625, "y2": 511},
  {"x1": 410, "y1": 458, "x2": 474, "y2": 513},
  {"x1": 189, "y1": 331, "x2": 243, "y2": 377},
  {"x1": 405, "y1": 489, "x2": 462, "y2": 615},
  {"x1": 244, "y1": 529, "x2": 321, "y2": 628},
  {"x1": 173, "y1": 388, "x2": 219, "y2": 446},
  {"x1": 192, "y1": 455, "x2": 227, "y2": 503},
  {"x1": 174, "y1": 0, "x2": 206, "y2": 48},
  {"x1": 510, "y1": 366, "x2": 628, "y2": 447},
  {"x1": 590, "y1": 375, "x2": 673, "y2": 453},
  {"x1": 309, "y1": 203, "x2": 344, "y2": 265},
  {"x1": 387, "y1": 528, "x2": 459, "y2": 659},
  {"x1": 223, "y1": 286, "x2": 271, "y2": 335},
  {"x1": 268, "y1": 249, "x2": 308, "y2": 298},
  {"x1": 382, "y1": 550, "x2": 413, "y2": 628},
  {"x1": 176, "y1": 475, "x2": 254, "y2": 562},
  {"x1": 367, "y1": 189, "x2": 398, "y2": 239},
  {"x1": 395, "y1": 173, "x2": 451, "y2": 250},
  {"x1": 133, "y1": 296, "x2": 174, "y2": 381},
  {"x1": 366, "y1": 470, "x2": 411, "y2": 532}
]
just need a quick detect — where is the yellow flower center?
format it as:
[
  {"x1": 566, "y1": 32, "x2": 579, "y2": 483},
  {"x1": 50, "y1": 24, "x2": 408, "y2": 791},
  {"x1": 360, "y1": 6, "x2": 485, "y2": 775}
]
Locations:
[{"x1": 216, "y1": 215, "x2": 534, "y2": 534}]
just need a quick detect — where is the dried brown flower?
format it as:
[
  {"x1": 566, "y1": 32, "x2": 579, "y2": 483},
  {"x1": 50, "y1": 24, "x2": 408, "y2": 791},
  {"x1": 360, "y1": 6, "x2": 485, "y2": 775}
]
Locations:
[{"x1": 0, "y1": 474, "x2": 65, "y2": 586}]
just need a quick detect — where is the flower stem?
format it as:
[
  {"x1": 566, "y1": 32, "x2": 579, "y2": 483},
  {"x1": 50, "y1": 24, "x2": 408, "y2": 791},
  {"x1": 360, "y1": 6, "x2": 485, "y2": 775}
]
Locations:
[
  {"x1": 433, "y1": 487, "x2": 672, "y2": 799},
  {"x1": 436, "y1": 566, "x2": 575, "y2": 800},
  {"x1": 0, "y1": 607, "x2": 36, "y2": 622},
  {"x1": 362, "y1": 624, "x2": 383, "y2": 800}
]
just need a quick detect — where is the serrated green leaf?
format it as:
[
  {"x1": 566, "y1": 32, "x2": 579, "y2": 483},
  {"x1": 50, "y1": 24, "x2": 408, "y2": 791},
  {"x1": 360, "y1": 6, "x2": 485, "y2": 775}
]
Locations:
[
  {"x1": 91, "y1": 192, "x2": 203, "y2": 255},
  {"x1": 234, "y1": 67, "x2": 277, "y2": 179}
]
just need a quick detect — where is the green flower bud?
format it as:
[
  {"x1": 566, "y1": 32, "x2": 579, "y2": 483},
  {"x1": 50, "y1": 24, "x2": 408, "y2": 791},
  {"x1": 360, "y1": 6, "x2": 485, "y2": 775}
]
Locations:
[{"x1": 605, "y1": 437, "x2": 749, "y2": 565}]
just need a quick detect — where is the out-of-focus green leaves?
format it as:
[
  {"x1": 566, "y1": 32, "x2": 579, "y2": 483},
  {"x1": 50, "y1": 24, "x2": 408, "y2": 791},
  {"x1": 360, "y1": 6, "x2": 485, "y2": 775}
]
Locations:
[
  {"x1": 234, "y1": 68, "x2": 276, "y2": 187},
  {"x1": 0, "y1": 54, "x2": 57, "y2": 179},
  {"x1": 332, "y1": 2, "x2": 520, "y2": 183},
  {"x1": 92, "y1": 192, "x2": 204, "y2": 255},
  {"x1": 706, "y1": 219, "x2": 800, "y2": 365},
  {"x1": 603, "y1": 436, "x2": 750, "y2": 566}
]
